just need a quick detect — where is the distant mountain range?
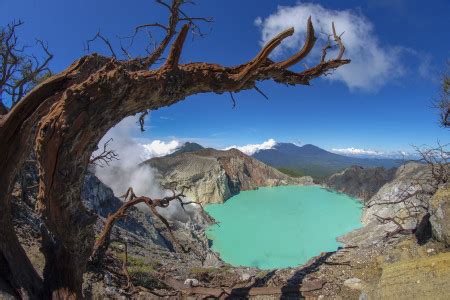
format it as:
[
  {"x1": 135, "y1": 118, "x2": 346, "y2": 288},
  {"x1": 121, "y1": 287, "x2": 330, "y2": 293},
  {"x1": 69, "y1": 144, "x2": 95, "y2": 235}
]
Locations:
[
  {"x1": 252, "y1": 143, "x2": 404, "y2": 179},
  {"x1": 168, "y1": 142, "x2": 404, "y2": 180}
]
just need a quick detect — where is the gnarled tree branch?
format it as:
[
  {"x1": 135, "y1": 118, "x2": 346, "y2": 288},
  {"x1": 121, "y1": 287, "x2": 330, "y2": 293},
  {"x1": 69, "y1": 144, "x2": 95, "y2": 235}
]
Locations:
[{"x1": 90, "y1": 186, "x2": 207, "y2": 265}]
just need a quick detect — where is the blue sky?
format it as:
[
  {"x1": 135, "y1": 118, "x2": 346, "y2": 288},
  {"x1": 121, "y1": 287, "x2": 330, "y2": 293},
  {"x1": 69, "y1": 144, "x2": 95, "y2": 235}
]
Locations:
[{"x1": 2, "y1": 0, "x2": 449, "y2": 156}]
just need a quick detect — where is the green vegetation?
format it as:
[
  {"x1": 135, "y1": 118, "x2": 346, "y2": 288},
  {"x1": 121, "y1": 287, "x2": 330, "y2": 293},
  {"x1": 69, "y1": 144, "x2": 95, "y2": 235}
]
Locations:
[
  {"x1": 189, "y1": 267, "x2": 216, "y2": 281},
  {"x1": 276, "y1": 167, "x2": 306, "y2": 177},
  {"x1": 188, "y1": 265, "x2": 231, "y2": 281},
  {"x1": 277, "y1": 165, "x2": 336, "y2": 182},
  {"x1": 114, "y1": 250, "x2": 166, "y2": 289}
]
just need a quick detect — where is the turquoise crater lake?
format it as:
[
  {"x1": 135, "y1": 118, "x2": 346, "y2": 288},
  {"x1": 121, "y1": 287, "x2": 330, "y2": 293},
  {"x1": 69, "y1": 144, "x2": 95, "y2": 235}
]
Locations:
[{"x1": 205, "y1": 185, "x2": 362, "y2": 269}]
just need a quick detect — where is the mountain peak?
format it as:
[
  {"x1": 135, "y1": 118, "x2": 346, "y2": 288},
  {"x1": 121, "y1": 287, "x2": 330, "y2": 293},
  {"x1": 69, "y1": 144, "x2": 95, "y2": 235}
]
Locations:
[
  {"x1": 272, "y1": 143, "x2": 328, "y2": 155},
  {"x1": 170, "y1": 142, "x2": 204, "y2": 156},
  {"x1": 298, "y1": 144, "x2": 330, "y2": 154},
  {"x1": 253, "y1": 142, "x2": 401, "y2": 178}
]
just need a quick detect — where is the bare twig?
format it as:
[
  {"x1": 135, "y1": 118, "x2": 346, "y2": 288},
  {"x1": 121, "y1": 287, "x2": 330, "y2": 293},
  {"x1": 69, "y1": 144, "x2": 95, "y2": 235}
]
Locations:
[
  {"x1": 85, "y1": 31, "x2": 117, "y2": 58},
  {"x1": 138, "y1": 110, "x2": 149, "y2": 132},
  {"x1": 0, "y1": 20, "x2": 53, "y2": 108},
  {"x1": 89, "y1": 138, "x2": 119, "y2": 167},
  {"x1": 229, "y1": 92, "x2": 236, "y2": 108},
  {"x1": 254, "y1": 85, "x2": 269, "y2": 100},
  {"x1": 320, "y1": 34, "x2": 332, "y2": 63},
  {"x1": 122, "y1": 239, "x2": 133, "y2": 289},
  {"x1": 436, "y1": 61, "x2": 449, "y2": 127}
]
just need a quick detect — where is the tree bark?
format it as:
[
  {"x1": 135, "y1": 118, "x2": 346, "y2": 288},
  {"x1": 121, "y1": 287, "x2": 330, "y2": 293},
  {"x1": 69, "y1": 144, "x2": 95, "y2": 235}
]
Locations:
[
  {"x1": 0, "y1": 56, "x2": 101, "y2": 298},
  {"x1": 0, "y1": 196, "x2": 43, "y2": 299},
  {"x1": 0, "y1": 60, "x2": 79, "y2": 298}
]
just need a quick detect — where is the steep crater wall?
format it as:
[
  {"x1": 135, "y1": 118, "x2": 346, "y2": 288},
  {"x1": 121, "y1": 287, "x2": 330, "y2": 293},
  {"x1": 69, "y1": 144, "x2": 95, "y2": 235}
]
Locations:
[{"x1": 145, "y1": 148, "x2": 314, "y2": 204}]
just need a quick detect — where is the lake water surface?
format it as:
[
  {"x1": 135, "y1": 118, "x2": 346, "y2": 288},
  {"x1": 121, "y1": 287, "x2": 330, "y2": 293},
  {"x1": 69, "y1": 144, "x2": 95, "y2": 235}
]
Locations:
[{"x1": 205, "y1": 185, "x2": 362, "y2": 269}]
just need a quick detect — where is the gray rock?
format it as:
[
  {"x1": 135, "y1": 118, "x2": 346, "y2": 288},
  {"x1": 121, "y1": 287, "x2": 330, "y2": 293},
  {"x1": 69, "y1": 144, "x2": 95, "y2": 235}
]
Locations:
[
  {"x1": 103, "y1": 273, "x2": 113, "y2": 286},
  {"x1": 184, "y1": 278, "x2": 200, "y2": 287},
  {"x1": 339, "y1": 221, "x2": 393, "y2": 247},
  {"x1": 325, "y1": 165, "x2": 396, "y2": 201},
  {"x1": 203, "y1": 252, "x2": 223, "y2": 268},
  {"x1": 362, "y1": 162, "x2": 433, "y2": 230},
  {"x1": 105, "y1": 286, "x2": 118, "y2": 295},
  {"x1": 82, "y1": 172, "x2": 168, "y2": 248},
  {"x1": 145, "y1": 148, "x2": 313, "y2": 204},
  {"x1": 344, "y1": 277, "x2": 363, "y2": 290},
  {"x1": 340, "y1": 162, "x2": 437, "y2": 247},
  {"x1": 429, "y1": 184, "x2": 450, "y2": 246},
  {"x1": 359, "y1": 291, "x2": 368, "y2": 300},
  {"x1": 240, "y1": 273, "x2": 251, "y2": 282}
]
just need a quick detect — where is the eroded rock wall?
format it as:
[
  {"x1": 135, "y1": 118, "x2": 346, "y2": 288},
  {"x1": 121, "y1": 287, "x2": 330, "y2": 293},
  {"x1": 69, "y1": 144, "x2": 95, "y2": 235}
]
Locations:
[
  {"x1": 146, "y1": 148, "x2": 313, "y2": 204},
  {"x1": 429, "y1": 183, "x2": 450, "y2": 246},
  {"x1": 361, "y1": 162, "x2": 433, "y2": 230},
  {"x1": 325, "y1": 165, "x2": 396, "y2": 201}
]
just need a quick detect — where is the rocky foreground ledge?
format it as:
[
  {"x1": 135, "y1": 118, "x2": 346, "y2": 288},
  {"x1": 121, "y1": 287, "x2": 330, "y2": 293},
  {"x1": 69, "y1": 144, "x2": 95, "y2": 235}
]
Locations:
[{"x1": 8, "y1": 158, "x2": 450, "y2": 299}]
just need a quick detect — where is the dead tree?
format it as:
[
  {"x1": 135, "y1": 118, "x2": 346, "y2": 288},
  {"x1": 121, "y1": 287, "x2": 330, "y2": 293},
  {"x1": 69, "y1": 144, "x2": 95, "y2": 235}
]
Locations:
[
  {"x1": 0, "y1": 20, "x2": 53, "y2": 113},
  {"x1": 0, "y1": 0, "x2": 349, "y2": 298}
]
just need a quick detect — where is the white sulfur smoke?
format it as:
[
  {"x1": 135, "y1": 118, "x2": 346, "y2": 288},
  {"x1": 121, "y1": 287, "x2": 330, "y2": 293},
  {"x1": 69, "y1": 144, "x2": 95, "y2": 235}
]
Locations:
[
  {"x1": 93, "y1": 116, "x2": 163, "y2": 198},
  {"x1": 92, "y1": 115, "x2": 201, "y2": 222}
]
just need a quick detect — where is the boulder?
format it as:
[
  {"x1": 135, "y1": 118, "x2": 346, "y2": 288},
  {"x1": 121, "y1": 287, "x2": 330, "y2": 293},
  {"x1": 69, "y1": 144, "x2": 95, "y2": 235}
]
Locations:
[
  {"x1": 429, "y1": 184, "x2": 450, "y2": 246},
  {"x1": 184, "y1": 278, "x2": 200, "y2": 287},
  {"x1": 240, "y1": 273, "x2": 251, "y2": 282},
  {"x1": 361, "y1": 162, "x2": 433, "y2": 230},
  {"x1": 343, "y1": 277, "x2": 363, "y2": 290}
]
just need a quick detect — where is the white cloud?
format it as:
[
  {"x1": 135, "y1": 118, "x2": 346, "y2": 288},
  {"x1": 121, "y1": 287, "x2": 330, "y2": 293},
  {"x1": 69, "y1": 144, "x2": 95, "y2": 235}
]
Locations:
[
  {"x1": 331, "y1": 147, "x2": 415, "y2": 158},
  {"x1": 255, "y1": 2, "x2": 405, "y2": 91},
  {"x1": 224, "y1": 138, "x2": 277, "y2": 155},
  {"x1": 332, "y1": 147, "x2": 384, "y2": 156},
  {"x1": 141, "y1": 140, "x2": 181, "y2": 159}
]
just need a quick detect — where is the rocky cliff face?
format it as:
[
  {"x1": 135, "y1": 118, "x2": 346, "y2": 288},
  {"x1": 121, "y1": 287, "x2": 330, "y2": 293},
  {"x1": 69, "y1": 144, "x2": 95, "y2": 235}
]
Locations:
[
  {"x1": 11, "y1": 164, "x2": 222, "y2": 294},
  {"x1": 325, "y1": 165, "x2": 396, "y2": 201},
  {"x1": 9, "y1": 154, "x2": 450, "y2": 299},
  {"x1": 82, "y1": 172, "x2": 221, "y2": 268},
  {"x1": 361, "y1": 162, "x2": 433, "y2": 230},
  {"x1": 82, "y1": 172, "x2": 169, "y2": 248},
  {"x1": 333, "y1": 162, "x2": 450, "y2": 300},
  {"x1": 145, "y1": 148, "x2": 314, "y2": 204},
  {"x1": 429, "y1": 183, "x2": 450, "y2": 246}
]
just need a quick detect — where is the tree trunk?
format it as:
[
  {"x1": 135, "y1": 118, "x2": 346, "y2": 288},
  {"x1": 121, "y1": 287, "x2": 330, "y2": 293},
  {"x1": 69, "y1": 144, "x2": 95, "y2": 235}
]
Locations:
[
  {"x1": 0, "y1": 67, "x2": 72, "y2": 298},
  {"x1": 0, "y1": 57, "x2": 90, "y2": 298},
  {"x1": 0, "y1": 197, "x2": 43, "y2": 299},
  {"x1": 41, "y1": 230, "x2": 85, "y2": 299}
]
